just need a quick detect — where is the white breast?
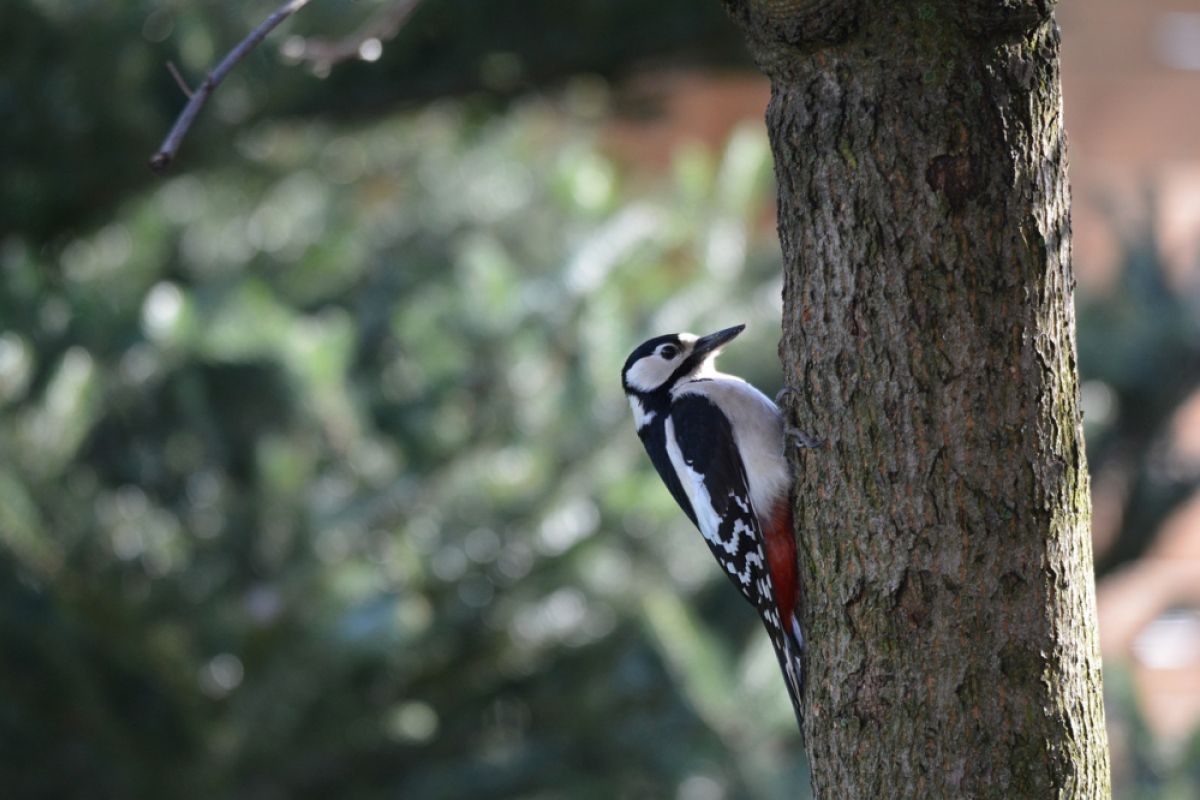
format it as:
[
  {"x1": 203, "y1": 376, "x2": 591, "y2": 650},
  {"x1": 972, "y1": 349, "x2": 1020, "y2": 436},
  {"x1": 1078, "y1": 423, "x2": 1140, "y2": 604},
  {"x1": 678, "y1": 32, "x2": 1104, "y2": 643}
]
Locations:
[{"x1": 671, "y1": 374, "x2": 790, "y2": 516}]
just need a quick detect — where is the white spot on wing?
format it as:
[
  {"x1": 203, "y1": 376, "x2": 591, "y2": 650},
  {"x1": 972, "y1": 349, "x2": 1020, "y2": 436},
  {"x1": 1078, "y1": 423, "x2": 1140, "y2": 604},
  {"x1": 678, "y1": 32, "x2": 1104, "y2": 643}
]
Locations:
[
  {"x1": 730, "y1": 550, "x2": 763, "y2": 586},
  {"x1": 664, "y1": 404, "x2": 782, "y2": 604},
  {"x1": 664, "y1": 417, "x2": 727, "y2": 550},
  {"x1": 729, "y1": 518, "x2": 754, "y2": 556}
]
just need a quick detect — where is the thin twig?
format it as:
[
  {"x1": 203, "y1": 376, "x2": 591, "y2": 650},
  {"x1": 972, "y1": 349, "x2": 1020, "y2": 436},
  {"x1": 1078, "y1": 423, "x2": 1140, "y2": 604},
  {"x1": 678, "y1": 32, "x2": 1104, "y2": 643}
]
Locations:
[
  {"x1": 292, "y1": 0, "x2": 422, "y2": 73},
  {"x1": 165, "y1": 60, "x2": 194, "y2": 98},
  {"x1": 149, "y1": 0, "x2": 312, "y2": 174}
]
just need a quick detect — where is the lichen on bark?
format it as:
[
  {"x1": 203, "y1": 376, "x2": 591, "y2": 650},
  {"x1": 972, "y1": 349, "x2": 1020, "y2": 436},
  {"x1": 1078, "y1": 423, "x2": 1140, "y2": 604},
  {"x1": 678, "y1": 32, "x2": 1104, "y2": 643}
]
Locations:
[{"x1": 724, "y1": 1, "x2": 1112, "y2": 797}]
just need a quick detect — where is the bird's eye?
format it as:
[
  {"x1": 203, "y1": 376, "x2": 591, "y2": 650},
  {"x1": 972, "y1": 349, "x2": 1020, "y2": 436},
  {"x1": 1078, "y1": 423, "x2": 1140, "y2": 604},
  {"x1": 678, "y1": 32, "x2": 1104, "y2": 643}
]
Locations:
[{"x1": 660, "y1": 345, "x2": 679, "y2": 359}]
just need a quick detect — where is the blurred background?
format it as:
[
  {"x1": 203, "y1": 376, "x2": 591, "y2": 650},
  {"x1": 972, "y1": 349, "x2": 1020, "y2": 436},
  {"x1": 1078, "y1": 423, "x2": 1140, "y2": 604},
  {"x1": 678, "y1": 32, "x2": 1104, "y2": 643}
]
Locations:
[{"x1": 1, "y1": 1, "x2": 1198, "y2": 798}]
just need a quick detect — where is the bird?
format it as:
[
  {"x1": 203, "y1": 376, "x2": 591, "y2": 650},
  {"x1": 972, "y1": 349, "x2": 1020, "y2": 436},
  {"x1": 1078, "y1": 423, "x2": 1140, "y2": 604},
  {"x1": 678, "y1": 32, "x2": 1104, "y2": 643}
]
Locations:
[{"x1": 621, "y1": 323, "x2": 808, "y2": 727}]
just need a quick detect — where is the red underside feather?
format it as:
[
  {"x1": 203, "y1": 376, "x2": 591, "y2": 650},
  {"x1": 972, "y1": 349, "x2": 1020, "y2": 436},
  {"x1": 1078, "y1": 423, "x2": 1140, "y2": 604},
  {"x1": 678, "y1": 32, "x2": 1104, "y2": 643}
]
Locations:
[{"x1": 762, "y1": 501, "x2": 798, "y2": 622}]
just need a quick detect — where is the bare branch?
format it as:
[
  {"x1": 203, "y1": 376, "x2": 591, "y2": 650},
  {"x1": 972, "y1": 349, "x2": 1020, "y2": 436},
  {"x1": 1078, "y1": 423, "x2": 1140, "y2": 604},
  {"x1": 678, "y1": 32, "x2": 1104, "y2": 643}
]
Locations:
[
  {"x1": 165, "y1": 60, "x2": 194, "y2": 98},
  {"x1": 149, "y1": 0, "x2": 312, "y2": 174},
  {"x1": 287, "y1": 0, "x2": 422, "y2": 74}
]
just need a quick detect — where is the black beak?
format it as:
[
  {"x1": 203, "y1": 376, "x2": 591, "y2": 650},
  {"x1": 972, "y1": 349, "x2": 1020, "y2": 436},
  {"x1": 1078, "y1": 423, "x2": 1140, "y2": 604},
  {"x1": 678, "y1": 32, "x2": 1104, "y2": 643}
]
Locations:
[{"x1": 692, "y1": 324, "x2": 745, "y2": 359}]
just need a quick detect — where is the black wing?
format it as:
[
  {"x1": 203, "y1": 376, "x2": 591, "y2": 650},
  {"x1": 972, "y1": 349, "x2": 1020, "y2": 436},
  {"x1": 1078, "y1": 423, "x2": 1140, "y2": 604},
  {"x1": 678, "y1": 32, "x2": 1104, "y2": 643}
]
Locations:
[
  {"x1": 667, "y1": 393, "x2": 776, "y2": 615},
  {"x1": 669, "y1": 392, "x2": 805, "y2": 723}
]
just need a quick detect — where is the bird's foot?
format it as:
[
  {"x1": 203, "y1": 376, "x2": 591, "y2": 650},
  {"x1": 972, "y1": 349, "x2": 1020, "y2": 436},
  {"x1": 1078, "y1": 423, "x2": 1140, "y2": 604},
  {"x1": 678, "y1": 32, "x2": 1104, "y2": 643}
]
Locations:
[
  {"x1": 777, "y1": 387, "x2": 823, "y2": 449},
  {"x1": 775, "y1": 385, "x2": 801, "y2": 407},
  {"x1": 786, "y1": 426, "x2": 825, "y2": 450}
]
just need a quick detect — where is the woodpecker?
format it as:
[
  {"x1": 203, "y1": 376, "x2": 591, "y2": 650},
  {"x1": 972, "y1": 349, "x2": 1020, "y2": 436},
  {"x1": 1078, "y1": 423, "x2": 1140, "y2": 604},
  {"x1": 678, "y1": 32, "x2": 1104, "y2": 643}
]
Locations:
[{"x1": 622, "y1": 323, "x2": 805, "y2": 726}]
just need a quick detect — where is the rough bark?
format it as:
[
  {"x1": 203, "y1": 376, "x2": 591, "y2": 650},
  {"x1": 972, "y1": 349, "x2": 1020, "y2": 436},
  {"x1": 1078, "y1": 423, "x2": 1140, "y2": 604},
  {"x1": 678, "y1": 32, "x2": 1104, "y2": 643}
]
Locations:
[{"x1": 724, "y1": 1, "x2": 1111, "y2": 797}]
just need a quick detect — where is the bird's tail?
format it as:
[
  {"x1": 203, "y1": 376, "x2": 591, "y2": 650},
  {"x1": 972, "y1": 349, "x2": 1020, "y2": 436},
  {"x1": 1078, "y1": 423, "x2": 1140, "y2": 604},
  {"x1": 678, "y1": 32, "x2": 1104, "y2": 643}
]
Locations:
[{"x1": 771, "y1": 612, "x2": 805, "y2": 731}]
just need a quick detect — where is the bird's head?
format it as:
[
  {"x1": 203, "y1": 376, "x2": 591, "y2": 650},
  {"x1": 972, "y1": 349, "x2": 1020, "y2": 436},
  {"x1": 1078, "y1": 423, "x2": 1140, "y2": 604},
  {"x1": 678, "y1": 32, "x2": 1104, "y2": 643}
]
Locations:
[{"x1": 621, "y1": 324, "x2": 745, "y2": 402}]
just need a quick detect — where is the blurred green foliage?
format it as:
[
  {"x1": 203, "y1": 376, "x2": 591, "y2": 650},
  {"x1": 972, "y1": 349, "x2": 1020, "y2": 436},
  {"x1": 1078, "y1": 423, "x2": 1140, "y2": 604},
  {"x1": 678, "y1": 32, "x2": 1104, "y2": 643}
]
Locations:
[
  {"x1": 0, "y1": 74, "x2": 809, "y2": 796},
  {"x1": 1103, "y1": 666, "x2": 1200, "y2": 800}
]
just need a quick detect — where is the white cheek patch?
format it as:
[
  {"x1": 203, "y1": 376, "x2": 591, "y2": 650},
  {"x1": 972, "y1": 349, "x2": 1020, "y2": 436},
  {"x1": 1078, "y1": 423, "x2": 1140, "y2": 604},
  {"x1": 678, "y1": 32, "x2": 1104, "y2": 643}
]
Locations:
[
  {"x1": 629, "y1": 396, "x2": 656, "y2": 429},
  {"x1": 625, "y1": 356, "x2": 673, "y2": 393},
  {"x1": 625, "y1": 336, "x2": 698, "y2": 392}
]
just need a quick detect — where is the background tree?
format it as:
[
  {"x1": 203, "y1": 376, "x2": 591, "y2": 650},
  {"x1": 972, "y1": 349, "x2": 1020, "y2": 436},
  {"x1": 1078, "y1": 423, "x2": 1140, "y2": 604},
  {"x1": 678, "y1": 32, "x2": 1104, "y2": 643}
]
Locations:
[{"x1": 722, "y1": 0, "x2": 1112, "y2": 796}]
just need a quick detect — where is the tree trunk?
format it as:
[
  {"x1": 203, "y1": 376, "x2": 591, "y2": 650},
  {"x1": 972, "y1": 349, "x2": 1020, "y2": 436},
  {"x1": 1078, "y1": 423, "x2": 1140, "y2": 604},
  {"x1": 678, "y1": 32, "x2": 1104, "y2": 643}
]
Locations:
[{"x1": 723, "y1": 1, "x2": 1111, "y2": 797}]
